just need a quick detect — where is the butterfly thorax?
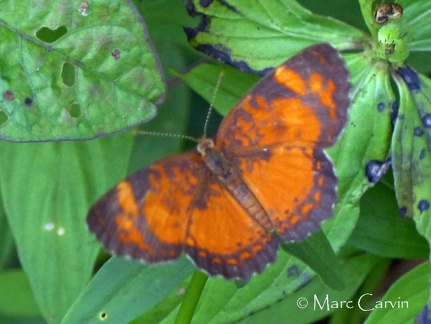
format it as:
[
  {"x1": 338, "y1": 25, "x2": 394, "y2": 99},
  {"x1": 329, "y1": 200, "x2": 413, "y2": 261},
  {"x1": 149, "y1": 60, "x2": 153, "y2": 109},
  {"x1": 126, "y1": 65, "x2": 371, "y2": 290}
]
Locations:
[{"x1": 197, "y1": 138, "x2": 273, "y2": 232}]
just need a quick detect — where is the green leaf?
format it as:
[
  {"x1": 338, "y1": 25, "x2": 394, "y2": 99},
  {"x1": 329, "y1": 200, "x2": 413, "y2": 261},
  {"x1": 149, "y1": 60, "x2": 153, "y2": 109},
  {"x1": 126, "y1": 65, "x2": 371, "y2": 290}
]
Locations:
[
  {"x1": 283, "y1": 231, "x2": 344, "y2": 291},
  {"x1": 241, "y1": 253, "x2": 381, "y2": 324},
  {"x1": 365, "y1": 261, "x2": 430, "y2": 324},
  {"x1": 127, "y1": 0, "x2": 201, "y2": 171},
  {"x1": 350, "y1": 179, "x2": 429, "y2": 259},
  {"x1": 62, "y1": 256, "x2": 194, "y2": 324},
  {"x1": 0, "y1": 270, "x2": 41, "y2": 317},
  {"x1": 173, "y1": 63, "x2": 260, "y2": 117},
  {"x1": 0, "y1": 134, "x2": 133, "y2": 322},
  {"x1": 326, "y1": 55, "x2": 394, "y2": 251},
  {"x1": 300, "y1": 0, "x2": 367, "y2": 32},
  {"x1": 186, "y1": 0, "x2": 368, "y2": 73},
  {"x1": 0, "y1": 0, "x2": 165, "y2": 141},
  {"x1": 334, "y1": 258, "x2": 392, "y2": 323},
  {"x1": 0, "y1": 197, "x2": 14, "y2": 268},
  {"x1": 401, "y1": 0, "x2": 431, "y2": 51},
  {"x1": 391, "y1": 67, "x2": 431, "y2": 222},
  {"x1": 174, "y1": 252, "x2": 380, "y2": 324},
  {"x1": 134, "y1": 0, "x2": 197, "y2": 49},
  {"x1": 357, "y1": 0, "x2": 376, "y2": 38},
  {"x1": 152, "y1": 246, "x2": 352, "y2": 324},
  {"x1": 132, "y1": 277, "x2": 190, "y2": 324}
]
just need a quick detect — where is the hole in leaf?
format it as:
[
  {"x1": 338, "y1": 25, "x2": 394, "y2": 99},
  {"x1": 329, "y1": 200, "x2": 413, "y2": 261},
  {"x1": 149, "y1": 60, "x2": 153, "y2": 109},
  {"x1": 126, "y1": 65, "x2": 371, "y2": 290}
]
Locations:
[
  {"x1": 99, "y1": 312, "x2": 107, "y2": 320},
  {"x1": 36, "y1": 26, "x2": 67, "y2": 43},
  {"x1": 61, "y1": 62, "x2": 75, "y2": 86},
  {"x1": 69, "y1": 103, "x2": 81, "y2": 118},
  {"x1": 0, "y1": 110, "x2": 8, "y2": 126}
]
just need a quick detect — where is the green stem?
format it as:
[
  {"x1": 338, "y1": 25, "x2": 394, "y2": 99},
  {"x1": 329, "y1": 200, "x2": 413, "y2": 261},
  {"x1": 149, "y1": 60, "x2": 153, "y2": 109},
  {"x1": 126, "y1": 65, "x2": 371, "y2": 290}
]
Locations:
[{"x1": 175, "y1": 270, "x2": 208, "y2": 324}]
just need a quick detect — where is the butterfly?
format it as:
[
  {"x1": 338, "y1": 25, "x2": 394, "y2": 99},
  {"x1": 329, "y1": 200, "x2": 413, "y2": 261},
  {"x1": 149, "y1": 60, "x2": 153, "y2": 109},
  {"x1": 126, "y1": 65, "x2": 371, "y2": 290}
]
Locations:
[{"x1": 87, "y1": 43, "x2": 351, "y2": 281}]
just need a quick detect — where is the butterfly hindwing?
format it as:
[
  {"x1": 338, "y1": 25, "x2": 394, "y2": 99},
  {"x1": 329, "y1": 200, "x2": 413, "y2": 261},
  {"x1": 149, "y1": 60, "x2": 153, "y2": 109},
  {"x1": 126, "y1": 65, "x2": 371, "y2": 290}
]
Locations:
[
  {"x1": 185, "y1": 175, "x2": 279, "y2": 280},
  {"x1": 228, "y1": 146, "x2": 337, "y2": 242}
]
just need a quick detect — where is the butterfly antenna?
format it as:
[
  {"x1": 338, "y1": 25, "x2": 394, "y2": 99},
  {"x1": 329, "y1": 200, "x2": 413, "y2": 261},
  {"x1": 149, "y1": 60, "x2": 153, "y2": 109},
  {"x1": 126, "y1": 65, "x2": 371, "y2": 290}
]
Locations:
[
  {"x1": 203, "y1": 71, "x2": 225, "y2": 138},
  {"x1": 133, "y1": 130, "x2": 199, "y2": 143}
]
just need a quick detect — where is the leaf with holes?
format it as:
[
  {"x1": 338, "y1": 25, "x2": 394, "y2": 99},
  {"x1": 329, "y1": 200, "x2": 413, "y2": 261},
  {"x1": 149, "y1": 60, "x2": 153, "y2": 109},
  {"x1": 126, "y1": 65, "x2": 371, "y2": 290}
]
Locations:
[
  {"x1": 62, "y1": 256, "x2": 194, "y2": 324},
  {"x1": 0, "y1": 0, "x2": 165, "y2": 141},
  {"x1": 392, "y1": 67, "x2": 431, "y2": 223}
]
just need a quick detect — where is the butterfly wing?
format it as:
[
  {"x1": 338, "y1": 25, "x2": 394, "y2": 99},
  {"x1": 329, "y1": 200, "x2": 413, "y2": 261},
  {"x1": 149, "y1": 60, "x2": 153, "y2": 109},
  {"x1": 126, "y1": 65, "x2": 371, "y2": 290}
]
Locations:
[
  {"x1": 227, "y1": 146, "x2": 337, "y2": 242},
  {"x1": 87, "y1": 150, "x2": 279, "y2": 280},
  {"x1": 87, "y1": 152, "x2": 203, "y2": 262},
  {"x1": 185, "y1": 174, "x2": 279, "y2": 280},
  {"x1": 216, "y1": 43, "x2": 350, "y2": 241}
]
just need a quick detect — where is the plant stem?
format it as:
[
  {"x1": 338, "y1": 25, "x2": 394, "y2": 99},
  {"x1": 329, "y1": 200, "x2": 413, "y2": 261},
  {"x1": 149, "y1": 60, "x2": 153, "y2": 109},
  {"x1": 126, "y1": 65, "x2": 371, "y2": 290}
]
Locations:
[{"x1": 175, "y1": 270, "x2": 208, "y2": 324}]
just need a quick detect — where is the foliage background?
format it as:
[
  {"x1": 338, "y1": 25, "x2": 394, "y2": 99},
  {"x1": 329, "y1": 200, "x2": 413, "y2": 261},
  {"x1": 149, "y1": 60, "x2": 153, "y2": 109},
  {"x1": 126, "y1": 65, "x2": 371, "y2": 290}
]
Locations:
[{"x1": 0, "y1": 0, "x2": 430, "y2": 323}]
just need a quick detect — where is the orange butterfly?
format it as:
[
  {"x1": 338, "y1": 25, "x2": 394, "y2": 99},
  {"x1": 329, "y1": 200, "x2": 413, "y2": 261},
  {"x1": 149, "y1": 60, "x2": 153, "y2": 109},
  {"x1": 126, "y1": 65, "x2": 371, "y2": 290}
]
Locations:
[{"x1": 87, "y1": 43, "x2": 351, "y2": 281}]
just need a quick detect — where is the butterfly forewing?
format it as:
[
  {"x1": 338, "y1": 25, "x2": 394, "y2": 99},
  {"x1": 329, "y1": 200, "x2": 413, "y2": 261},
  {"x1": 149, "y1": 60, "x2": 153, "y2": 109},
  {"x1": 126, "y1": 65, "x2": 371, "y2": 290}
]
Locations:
[
  {"x1": 88, "y1": 152, "x2": 203, "y2": 262},
  {"x1": 217, "y1": 43, "x2": 350, "y2": 150}
]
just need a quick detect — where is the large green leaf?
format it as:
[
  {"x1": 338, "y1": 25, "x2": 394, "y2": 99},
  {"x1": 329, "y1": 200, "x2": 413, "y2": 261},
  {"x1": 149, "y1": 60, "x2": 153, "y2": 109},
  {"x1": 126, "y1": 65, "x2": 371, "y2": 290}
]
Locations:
[
  {"x1": 365, "y1": 262, "x2": 430, "y2": 323},
  {"x1": 0, "y1": 270, "x2": 41, "y2": 318},
  {"x1": 282, "y1": 231, "x2": 344, "y2": 291},
  {"x1": 401, "y1": 1, "x2": 431, "y2": 51},
  {"x1": 391, "y1": 67, "x2": 431, "y2": 223},
  {"x1": 0, "y1": 0, "x2": 165, "y2": 141},
  {"x1": 239, "y1": 253, "x2": 381, "y2": 324},
  {"x1": 0, "y1": 134, "x2": 133, "y2": 322},
  {"x1": 185, "y1": 0, "x2": 368, "y2": 74},
  {"x1": 0, "y1": 195, "x2": 14, "y2": 268},
  {"x1": 326, "y1": 55, "x2": 394, "y2": 252},
  {"x1": 173, "y1": 63, "x2": 260, "y2": 117},
  {"x1": 155, "y1": 252, "x2": 380, "y2": 323},
  {"x1": 350, "y1": 179, "x2": 429, "y2": 259},
  {"x1": 62, "y1": 256, "x2": 194, "y2": 324}
]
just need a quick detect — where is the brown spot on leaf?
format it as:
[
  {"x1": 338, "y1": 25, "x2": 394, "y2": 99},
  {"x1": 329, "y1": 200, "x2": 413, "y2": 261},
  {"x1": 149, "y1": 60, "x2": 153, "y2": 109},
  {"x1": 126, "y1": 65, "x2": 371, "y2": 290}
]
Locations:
[
  {"x1": 78, "y1": 1, "x2": 89, "y2": 16},
  {"x1": 3, "y1": 90, "x2": 14, "y2": 101},
  {"x1": 111, "y1": 49, "x2": 121, "y2": 60}
]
